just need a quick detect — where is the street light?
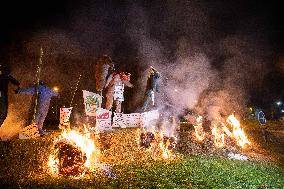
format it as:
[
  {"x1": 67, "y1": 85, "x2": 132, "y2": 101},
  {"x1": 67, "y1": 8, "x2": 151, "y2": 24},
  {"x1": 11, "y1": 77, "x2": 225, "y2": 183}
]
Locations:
[{"x1": 276, "y1": 101, "x2": 282, "y2": 106}]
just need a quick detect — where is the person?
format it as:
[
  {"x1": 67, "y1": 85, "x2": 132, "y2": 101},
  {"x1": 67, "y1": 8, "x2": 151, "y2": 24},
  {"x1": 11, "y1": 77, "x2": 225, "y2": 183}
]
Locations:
[
  {"x1": 142, "y1": 66, "x2": 160, "y2": 111},
  {"x1": 105, "y1": 71, "x2": 133, "y2": 112},
  {"x1": 95, "y1": 55, "x2": 114, "y2": 94},
  {"x1": 0, "y1": 64, "x2": 20, "y2": 126},
  {"x1": 16, "y1": 81, "x2": 58, "y2": 136}
]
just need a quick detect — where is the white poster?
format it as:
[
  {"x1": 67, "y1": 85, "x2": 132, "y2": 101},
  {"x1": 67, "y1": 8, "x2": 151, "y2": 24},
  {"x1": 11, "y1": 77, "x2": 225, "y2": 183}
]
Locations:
[
  {"x1": 83, "y1": 90, "x2": 102, "y2": 116},
  {"x1": 112, "y1": 110, "x2": 159, "y2": 129},
  {"x1": 113, "y1": 113, "x2": 141, "y2": 128},
  {"x1": 96, "y1": 108, "x2": 112, "y2": 131}
]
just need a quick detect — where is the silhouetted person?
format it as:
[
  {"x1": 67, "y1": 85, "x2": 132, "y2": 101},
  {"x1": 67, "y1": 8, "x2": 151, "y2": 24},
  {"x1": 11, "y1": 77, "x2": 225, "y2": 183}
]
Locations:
[
  {"x1": 95, "y1": 55, "x2": 114, "y2": 94},
  {"x1": 0, "y1": 64, "x2": 20, "y2": 126}
]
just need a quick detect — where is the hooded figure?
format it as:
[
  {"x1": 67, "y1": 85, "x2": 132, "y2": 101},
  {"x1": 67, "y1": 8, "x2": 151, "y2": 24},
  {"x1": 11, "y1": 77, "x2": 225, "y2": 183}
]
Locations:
[
  {"x1": 142, "y1": 67, "x2": 160, "y2": 111},
  {"x1": 105, "y1": 71, "x2": 133, "y2": 112},
  {"x1": 0, "y1": 64, "x2": 20, "y2": 126},
  {"x1": 95, "y1": 55, "x2": 114, "y2": 93},
  {"x1": 16, "y1": 81, "x2": 58, "y2": 136}
]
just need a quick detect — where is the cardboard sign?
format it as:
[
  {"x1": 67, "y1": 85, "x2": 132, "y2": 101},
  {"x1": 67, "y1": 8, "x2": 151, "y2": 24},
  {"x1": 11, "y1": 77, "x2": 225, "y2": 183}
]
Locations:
[
  {"x1": 96, "y1": 108, "x2": 112, "y2": 132},
  {"x1": 113, "y1": 83, "x2": 124, "y2": 101},
  {"x1": 83, "y1": 90, "x2": 102, "y2": 116},
  {"x1": 113, "y1": 110, "x2": 159, "y2": 130},
  {"x1": 113, "y1": 113, "x2": 141, "y2": 128}
]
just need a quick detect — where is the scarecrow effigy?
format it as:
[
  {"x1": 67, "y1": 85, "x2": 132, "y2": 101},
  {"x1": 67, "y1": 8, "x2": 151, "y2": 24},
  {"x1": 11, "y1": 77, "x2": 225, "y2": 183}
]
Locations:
[
  {"x1": 16, "y1": 81, "x2": 59, "y2": 136},
  {"x1": 95, "y1": 55, "x2": 114, "y2": 95},
  {"x1": 105, "y1": 71, "x2": 133, "y2": 113},
  {"x1": 0, "y1": 64, "x2": 20, "y2": 126},
  {"x1": 142, "y1": 66, "x2": 160, "y2": 111}
]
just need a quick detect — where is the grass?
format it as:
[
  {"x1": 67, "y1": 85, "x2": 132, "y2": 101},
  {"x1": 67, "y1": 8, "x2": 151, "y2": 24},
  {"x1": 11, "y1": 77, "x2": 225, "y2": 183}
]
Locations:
[
  {"x1": 242, "y1": 119, "x2": 284, "y2": 168},
  {"x1": 1, "y1": 120, "x2": 284, "y2": 188},
  {"x1": 3, "y1": 155, "x2": 283, "y2": 189}
]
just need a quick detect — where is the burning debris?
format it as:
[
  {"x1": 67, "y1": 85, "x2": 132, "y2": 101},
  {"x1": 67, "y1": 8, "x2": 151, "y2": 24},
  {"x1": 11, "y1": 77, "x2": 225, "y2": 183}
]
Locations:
[
  {"x1": 140, "y1": 132, "x2": 155, "y2": 148},
  {"x1": 226, "y1": 114, "x2": 251, "y2": 148},
  {"x1": 186, "y1": 113, "x2": 250, "y2": 149},
  {"x1": 53, "y1": 139, "x2": 88, "y2": 177},
  {"x1": 139, "y1": 131, "x2": 177, "y2": 159},
  {"x1": 48, "y1": 126, "x2": 100, "y2": 178},
  {"x1": 193, "y1": 116, "x2": 205, "y2": 141}
]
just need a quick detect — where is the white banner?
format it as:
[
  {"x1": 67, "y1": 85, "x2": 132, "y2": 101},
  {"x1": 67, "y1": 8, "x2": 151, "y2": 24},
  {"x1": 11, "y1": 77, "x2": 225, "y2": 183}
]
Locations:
[
  {"x1": 59, "y1": 107, "x2": 73, "y2": 126},
  {"x1": 96, "y1": 108, "x2": 112, "y2": 131},
  {"x1": 113, "y1": 113, "x2": 141, "y2": 128},
  {"x1": 19, "y1": 123, "x2": 40, "y2": 139},
  {"x1": 83, "y1": 90, "x2": 102, "y2": 116},
  {"x1": 112, "y1": 110, "x2": 159, "y2": 129}
]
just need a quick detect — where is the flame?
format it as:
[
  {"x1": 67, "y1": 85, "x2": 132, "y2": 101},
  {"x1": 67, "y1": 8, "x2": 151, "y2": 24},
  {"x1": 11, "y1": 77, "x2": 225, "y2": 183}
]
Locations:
[
  {"x1": 193, "y1": 116, "x2": 205, "y2": 141},
  {"x1": 48, "y1": 125, "x2": 100, "y2": 177},
  {"x1": 226, "y1": 114, "x2": 250, "y2": 148},
  {"x1": 211, "y1": 123, "x2": 225, "y2": 148},
  {"x1": 139, "y1": 130, "x2": 176, "y2": 159},
  {"x1": 159, "y1": 132, "x2": 177, "y2": 159}
]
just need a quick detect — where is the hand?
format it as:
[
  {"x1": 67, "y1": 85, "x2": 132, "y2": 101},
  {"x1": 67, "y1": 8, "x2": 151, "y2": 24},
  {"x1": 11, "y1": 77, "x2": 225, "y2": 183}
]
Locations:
[{"x1": 14, "y1": 88, "x2": 20, "y2": 94}]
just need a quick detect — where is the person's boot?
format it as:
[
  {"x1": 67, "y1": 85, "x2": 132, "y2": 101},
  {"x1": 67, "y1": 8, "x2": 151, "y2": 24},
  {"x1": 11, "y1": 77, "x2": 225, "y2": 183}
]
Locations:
[{"x1": 38, "y1": 128, "x2": 46, "y2": 137}]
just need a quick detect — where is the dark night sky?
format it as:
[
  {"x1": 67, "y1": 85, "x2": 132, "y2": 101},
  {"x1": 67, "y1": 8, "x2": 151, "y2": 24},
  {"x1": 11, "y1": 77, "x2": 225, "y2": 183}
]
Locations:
[
  {"x1": 0, "y1": 0, "x2": 283, "y2": 113},
  {"x1": 0, "y1": 1, "x2": 282, "y2": 49}
]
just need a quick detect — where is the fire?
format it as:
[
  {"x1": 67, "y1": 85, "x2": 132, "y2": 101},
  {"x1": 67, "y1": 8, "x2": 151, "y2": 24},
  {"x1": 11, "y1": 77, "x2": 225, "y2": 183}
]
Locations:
[
  {"x1": 226, "y1": 114, "x2": 250, "y2": 148},
  {"x1": 159, "y1": 132, "x2": 177, "y2": 159},
  {"x1": 211, "y1": 123, "x2": 225, "y2": 148},
  {"x1": 48, "y1": 125, "x2": 100, "y2": 177},
  {"x1": 139, "y1": 130, "x2": 176, "y2": 159},
  {"x1": 193, "y1": 116, "x2": 205, "y2": 141},
  {"x1": 210, "y1": 114, "x2": 250, "y2": 148}
]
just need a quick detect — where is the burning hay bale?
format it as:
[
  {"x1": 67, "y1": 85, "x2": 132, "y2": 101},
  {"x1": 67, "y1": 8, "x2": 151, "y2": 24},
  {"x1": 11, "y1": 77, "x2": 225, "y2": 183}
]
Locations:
[{"x1": 53, "y1": 139, "x2": 88, "y2": 177}]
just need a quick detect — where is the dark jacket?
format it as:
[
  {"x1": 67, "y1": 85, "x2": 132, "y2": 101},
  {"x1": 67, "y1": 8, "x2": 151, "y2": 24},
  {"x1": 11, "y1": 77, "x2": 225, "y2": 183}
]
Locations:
[{"x1": 0, "y1": 72, "x2": 20, "y2": 95}]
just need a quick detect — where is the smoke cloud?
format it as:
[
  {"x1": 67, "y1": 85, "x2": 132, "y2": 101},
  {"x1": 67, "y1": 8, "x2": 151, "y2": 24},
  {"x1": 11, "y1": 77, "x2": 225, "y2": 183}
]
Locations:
[{"x1": 0, "y1": 0, "x2": 273, "y2": 138}]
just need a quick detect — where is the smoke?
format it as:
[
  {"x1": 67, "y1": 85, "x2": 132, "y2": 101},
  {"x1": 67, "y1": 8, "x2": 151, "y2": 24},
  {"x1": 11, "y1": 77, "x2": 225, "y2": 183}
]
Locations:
[
  {"x1": 1, "y1": 0, "x2": 273, "y2": 140},
  {"x1": 126, "y1": 1, "x2": 271, "y2": 122}
]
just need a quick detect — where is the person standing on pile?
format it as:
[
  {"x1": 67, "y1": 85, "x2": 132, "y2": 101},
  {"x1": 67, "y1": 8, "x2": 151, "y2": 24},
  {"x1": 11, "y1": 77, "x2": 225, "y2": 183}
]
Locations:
[
  {"x1": 0, "y1": 63, "x2": 20, "y2": 126},
  {"x1": 105, "y1": 71, "x2": 133, "y2": 112},
  {"x1": 94, "y1": 55, "x2": 114, "y2": 95},
  {"x1": 142, "y1": 66, "x2": 160, "y2": 111},
  {"x1": 16, "y1": 81, "x2": 58, "y2": 136}
]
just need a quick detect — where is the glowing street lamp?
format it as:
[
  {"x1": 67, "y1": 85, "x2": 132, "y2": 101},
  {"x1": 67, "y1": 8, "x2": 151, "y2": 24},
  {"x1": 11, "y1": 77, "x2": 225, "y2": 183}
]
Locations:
[{"x1": 276, "y1": 101, "x2": 282, "y2": 106}]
